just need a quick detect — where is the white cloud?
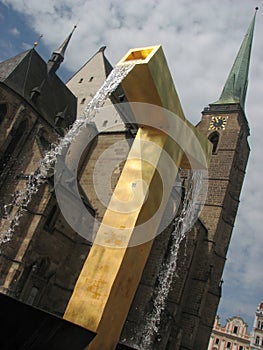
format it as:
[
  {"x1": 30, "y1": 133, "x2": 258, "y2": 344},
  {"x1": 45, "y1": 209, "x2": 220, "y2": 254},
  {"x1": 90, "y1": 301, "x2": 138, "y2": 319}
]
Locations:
[
  {"x1": 8, "y1": 27, "x2": 20, "y2": 36},
  {"x1": 2, "y1": 0, "x2": 263, "y2": 328}
]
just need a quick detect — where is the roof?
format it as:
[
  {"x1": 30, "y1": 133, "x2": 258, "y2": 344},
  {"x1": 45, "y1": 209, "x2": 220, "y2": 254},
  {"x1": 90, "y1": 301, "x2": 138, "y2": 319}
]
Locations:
[
  {"x1": 212, "y1": 9, "x2": 257, "y2": 110},
  {"x1": 0, "y1": 49, "x2": 31, "y2": 82},
  {"x1": 0, "y1": 48, "x2": 76, "y2": 128}
]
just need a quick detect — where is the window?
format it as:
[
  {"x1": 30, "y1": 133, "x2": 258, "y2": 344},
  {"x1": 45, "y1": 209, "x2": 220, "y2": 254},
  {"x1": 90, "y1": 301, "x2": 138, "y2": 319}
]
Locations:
[
  {"x1": 255, "y1": 336, "x2": 260, "y2": 345},
  {"x1": 0, "y1": 103, "x2": 7, "y2": 123},
  {"x1": 239, "y1": 346, "x2": 243, "y2": 350},
  {"x1": 215, "y1": 338, "x2": 220, "y2": 344},
  {"x1": 27, "y1": 286, "x2": 39, "y2": 305},
  {"x1": 0, "y1": 119, "x2": 28, "y2": 173},
  {"x1": 233, "y1": 325, "x2": 238, "y2": 334},
  {"x1": 227, "y1": 342, "x2": 231, "y2": 348},
  {"x1": 44, "y1": 204, "x2": 59, "y2": 231},
  {"x1": 37, "y1": 129, "x2": 50, "y2": 151},
  {"x1": 208, "y1": 131, "x2": 219, "y2": 154},
  {"x1": 119, "y1": 94, "x2": 125, "y2": 102}
]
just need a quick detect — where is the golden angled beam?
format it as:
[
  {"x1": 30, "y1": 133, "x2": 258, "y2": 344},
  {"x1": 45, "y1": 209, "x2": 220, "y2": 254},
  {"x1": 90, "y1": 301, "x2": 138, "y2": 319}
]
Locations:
[{"x1": 63, "y1": 45, "x2": 212, "y2": 350}]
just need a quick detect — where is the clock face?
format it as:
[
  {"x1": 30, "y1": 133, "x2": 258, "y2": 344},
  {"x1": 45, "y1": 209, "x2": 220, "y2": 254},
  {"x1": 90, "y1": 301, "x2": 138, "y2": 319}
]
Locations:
[{"x1": 209, "y1": 116, "x2": 228, "y2": 131}]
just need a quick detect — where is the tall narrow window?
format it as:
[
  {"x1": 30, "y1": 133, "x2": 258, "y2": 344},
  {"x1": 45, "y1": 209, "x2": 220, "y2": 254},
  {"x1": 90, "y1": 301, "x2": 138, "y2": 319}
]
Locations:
[
  {"x1": 27, "y1": 286, "x2": 39, "y2": 305},
  {"x1": 44, "y1": 204, "x2": 59, "y2": 231},
  {"x1": 208, "y1": 131, "x2": 219, "y2": 154},
  {"x1": 0, "y1": 103, "x2": 7, "y2": 123},
  {"x1": 233, "y1": 325, "x2": 238, "y2": 334},
  {"x1": 0, "y1": 119, "x2": 28, "y2": 173}
]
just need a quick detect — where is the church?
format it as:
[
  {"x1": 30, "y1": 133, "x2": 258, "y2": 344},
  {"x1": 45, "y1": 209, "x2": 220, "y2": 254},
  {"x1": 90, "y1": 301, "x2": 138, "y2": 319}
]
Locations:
[{"x1": 0, "y1": 9, "x2": 257, "y2": 350}]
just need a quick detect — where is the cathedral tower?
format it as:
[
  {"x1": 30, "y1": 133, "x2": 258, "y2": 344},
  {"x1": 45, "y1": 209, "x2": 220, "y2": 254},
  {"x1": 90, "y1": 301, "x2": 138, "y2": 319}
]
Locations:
[{"x1": 190, "y1": 9, "x2": 257, "y2": 349}]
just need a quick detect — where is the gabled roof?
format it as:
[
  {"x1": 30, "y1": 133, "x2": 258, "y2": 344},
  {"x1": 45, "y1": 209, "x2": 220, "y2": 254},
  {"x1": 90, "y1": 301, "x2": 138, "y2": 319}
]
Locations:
[
  {"x1": 0, "y1": 48, "x2": 76, "y2": 129},
  {"x1": 0, "y1": 49, "x2": 31, "y2": 82},
  {"x1": 66, "y1": 47, "x2": 127, "y2": 132}
]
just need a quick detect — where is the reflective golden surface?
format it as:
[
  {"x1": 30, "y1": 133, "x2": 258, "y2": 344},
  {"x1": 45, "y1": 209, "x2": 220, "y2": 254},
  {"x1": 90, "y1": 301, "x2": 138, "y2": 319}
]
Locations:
[{"x1": 64, "y1": 45, "x2": 212, "y2": 350}]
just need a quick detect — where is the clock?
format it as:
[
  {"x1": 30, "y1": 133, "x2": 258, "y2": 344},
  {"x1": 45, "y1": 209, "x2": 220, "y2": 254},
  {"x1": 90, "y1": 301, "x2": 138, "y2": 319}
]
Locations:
[{"x1": 209, "y1": 116, "x2": 228, "y2": 131}]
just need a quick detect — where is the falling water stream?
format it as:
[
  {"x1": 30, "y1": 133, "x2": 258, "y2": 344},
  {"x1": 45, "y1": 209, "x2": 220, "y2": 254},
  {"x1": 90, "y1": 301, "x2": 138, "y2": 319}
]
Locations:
[
  {"x1": 0, "y1": 63, "x2": 134, "y2": 245},
  {"x1": 140, "y1": 170, "x2": 205, "y2": 350}
]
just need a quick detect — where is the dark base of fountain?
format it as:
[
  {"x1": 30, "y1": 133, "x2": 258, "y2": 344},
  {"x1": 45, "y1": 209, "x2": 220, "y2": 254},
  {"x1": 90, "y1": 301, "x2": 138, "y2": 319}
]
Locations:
[{"x1": 0, "y1": 293, "x2": 134, "y2": 350}]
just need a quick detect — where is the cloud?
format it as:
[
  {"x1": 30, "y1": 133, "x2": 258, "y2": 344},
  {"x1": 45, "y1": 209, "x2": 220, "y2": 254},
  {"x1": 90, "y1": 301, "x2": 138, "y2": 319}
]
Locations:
[
  {"x1": 1, "y1": 0, "x2": 263, "y2": 329},
  {"x1": 8, "y1": 27, "x2": 20, "y2": 36}
]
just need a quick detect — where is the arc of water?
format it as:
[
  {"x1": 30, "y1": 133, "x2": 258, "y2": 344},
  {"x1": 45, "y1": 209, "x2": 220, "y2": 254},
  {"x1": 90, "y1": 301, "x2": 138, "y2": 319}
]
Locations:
[
  {"x1": 0, "y1": 64, "x2": 134, "y2": 245},
  {"x1": 141, "y1": 170, "x2": 205, "y2": 349}
]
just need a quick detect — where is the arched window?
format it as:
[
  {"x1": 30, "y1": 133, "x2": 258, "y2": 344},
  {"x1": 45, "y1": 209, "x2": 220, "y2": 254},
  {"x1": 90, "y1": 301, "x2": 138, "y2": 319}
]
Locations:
[
  {"x1": 208, "y1": 131, "x2": 219, "y2": 154},
  {"x1": 37, "y1": 128, "x2": 50, "y2": 152},
  {"x1": 44, "y1": 204, "x2": 59, "y2": 231},
  {"x1": 0, "y1": 119, "x2": 28, "y2": 173},
  {"x1": 0, "y1": 103, "x2": 7, "y2": 124},
  {"x1": 27, "y1": 286, "x2": 39, "y2": 305},
  {"x1": 255, "y1": 336, "x2": 260, "y2": 345}
]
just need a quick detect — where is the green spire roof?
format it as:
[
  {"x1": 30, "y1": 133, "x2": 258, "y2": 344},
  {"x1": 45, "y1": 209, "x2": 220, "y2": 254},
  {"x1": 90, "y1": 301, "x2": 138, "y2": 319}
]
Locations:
[{"x1": 213, "y1": 8, "x2": 258, "y2": 109}]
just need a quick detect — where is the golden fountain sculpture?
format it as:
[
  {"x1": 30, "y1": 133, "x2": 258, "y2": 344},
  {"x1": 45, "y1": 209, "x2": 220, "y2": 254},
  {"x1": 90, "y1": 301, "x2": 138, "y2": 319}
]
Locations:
[{"x1": 63, "y1": 45, "x2": 212, "y2": 349}]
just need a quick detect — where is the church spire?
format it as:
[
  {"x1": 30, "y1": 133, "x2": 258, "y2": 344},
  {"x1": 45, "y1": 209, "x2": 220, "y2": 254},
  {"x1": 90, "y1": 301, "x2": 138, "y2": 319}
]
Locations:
[
  {"x1": 47, "y1": 25, "x2": 77, "y2": 75},
  {"x1": 213, "y1": 8, "x2": 258, "y2": 110}
]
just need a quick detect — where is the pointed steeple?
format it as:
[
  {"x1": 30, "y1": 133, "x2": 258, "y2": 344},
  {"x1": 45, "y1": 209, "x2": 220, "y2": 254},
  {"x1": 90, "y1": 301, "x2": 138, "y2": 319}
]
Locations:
[
  {"x1": 213, "y1": 8, "x2": 258, "y2": 110},
  {"x1": 47, "y1": 25, "x2": 77, "y2": 75}
]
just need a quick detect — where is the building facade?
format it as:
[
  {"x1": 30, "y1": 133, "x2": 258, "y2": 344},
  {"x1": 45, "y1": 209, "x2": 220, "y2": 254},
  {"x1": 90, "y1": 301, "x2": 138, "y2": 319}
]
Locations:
[
  {"x1": 250, "y1": 302, "x2": 263, "y2": 349},
  {"x1": 0, "y1": 10, "x2": 257, "y2": 350},
  {"x1": 207, "y1": 316, "x2": 250, "y2": 350},
  {"x1": 208, "y1": 301, "x2": 263, "y2": 350}
]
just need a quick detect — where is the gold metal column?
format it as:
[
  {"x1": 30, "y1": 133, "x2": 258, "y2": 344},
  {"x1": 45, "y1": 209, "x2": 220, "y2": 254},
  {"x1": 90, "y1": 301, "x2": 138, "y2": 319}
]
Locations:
[{"x1": 63, "y1": 46, "x2": 212, "y2": 349}]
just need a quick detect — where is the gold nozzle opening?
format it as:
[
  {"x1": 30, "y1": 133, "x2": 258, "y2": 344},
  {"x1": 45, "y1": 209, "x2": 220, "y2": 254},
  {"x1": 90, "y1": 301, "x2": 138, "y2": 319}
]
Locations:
[
  {"x1": 117, "y1": 45, "x2": 160, "y2": 65},
  {"x1": 125, "y1": 48, "x2": 154, "y2": 61}
]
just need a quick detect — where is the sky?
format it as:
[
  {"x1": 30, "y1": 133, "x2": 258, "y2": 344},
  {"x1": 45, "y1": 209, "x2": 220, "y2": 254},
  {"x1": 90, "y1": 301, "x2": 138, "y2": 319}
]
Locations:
[{"x1": 0, "y1": 0, "x2": 263, "y2": 333}]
